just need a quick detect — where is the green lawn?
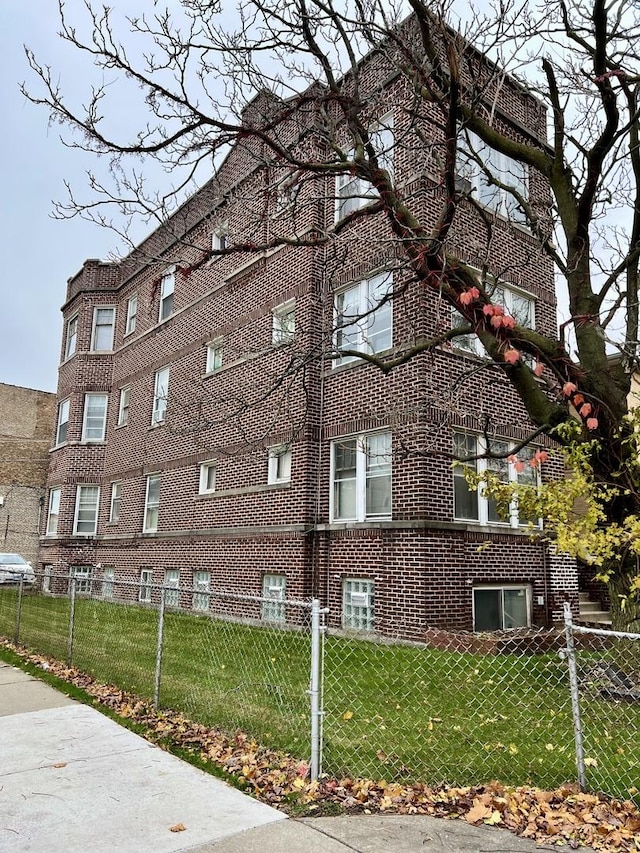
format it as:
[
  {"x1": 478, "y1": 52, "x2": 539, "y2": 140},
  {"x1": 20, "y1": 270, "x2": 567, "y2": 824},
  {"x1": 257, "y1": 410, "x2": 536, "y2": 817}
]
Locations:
[{"x1": 1, "y1": 589, "x2": 638, "y2": 801}]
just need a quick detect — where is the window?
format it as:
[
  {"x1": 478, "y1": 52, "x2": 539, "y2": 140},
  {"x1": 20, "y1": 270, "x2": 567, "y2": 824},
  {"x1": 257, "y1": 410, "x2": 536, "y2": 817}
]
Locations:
[
  {"x1": 206, "y1": 340, "x2": 223, "y2": 374},
  {"x1": 331, "y1": 432, "x2": 392, "y2": 522},
  {"x1": 125, "y1": 294, "x2": 138, "y2": 335},
  {"x1": 335, "y1": 272, "x2": 392, "y2": 363},
  {"x1": 143, "y1": 474, "x2": 161, "y2": 533},
  {"x1": 268, "y1": 446, "x2": 291, "y2": 485},
  {"x1": 261, "y1": 574, "x2": 286, "y2": 623},
  {"x1": 193, "y1": 571, "x2": 210, "y2": 612},
  {"x1": 452, "y1": 281, "x2": 534, "y2": 356},
  {"x1": 164, "y1": 569, "x2": 180, "y2": 607},
  {"x1": 453, "y1": 433, "x2": 540, "y2": 527},
  {"x1": 159, "y1": 268, "x2": 175, "y2": 321},
  {"x1": 56, "y1": 399, "x2": 70, "y2": 446},
  {"x1": 117, "y1": 386, "x2": 130, "y2": 426},
  {"x1": 81, "y1": 393, "x2": 108, "y2": 442},
  {"x1": 42, "y1": 564, "x2": 53, "y2": 594},
  {"x1": 73, "y1": 485, "x2": 100, "y2": 535},
  {"x1": 109, "y1": 481, "x2": 122, "y2": 523},
  {"x1": 91, "y1": 307, "x2": 116, "y2": 351},
  {"x1": 102, "y1": 566, "x2": 114, "y2": 599},
  {"x1": 64, "y1": 315, "x2": 78, "y2": 360},
  {"x1": 473, "y1": 585, "x2": 531, "y2": 631},
  {"x1": 46, "y1": 488, "x2": 61, "y2": 535},
  {"x1": 74, "y1": 566, "x2": 93, "y2": 596},
  {"x1": 272, "y1": 299, "x2": 296, "y2": 345},
  {"x1": 457, "y1": 130, "x2": 528, "y2": 224},
  {"x1": 199, "y1": 461, "x2": 217, "y2": 494},
  {"x1": 139, "y1": 568, "x2": 153, "y2": 603},
  {"x1": 343, "y1": 579, "x2": 375, "y2": 631},
  {"x1": 275, "y1": 177, "x2": 300, "y2": 214},
  {"x1": 336, "y1": 116, "x2": 394, "y2": 221},
  {"x1": 152, "y1": 367, "x2": 170, "y2": 425},
  {"x1": 211, "y1": 224, "x2": 228, "y2": 253}
]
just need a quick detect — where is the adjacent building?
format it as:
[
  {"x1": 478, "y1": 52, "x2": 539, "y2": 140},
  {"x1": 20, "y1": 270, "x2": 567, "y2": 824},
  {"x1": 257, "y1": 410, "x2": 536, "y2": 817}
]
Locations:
[{"x1": 39, "y1": 30, "x2": 578, "y2": 636}]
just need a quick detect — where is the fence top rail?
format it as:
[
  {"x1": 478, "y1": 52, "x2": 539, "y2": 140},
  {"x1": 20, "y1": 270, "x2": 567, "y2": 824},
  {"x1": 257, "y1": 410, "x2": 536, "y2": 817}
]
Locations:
[{"x1": 572, "y1": 624, "x2": 640, "y2": 641}]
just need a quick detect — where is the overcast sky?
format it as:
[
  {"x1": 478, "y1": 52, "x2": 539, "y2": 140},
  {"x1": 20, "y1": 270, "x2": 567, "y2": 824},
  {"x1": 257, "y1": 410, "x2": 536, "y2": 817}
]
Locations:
[{"x1": 0, "y1": 2, "x2": 172, "y2": 393}]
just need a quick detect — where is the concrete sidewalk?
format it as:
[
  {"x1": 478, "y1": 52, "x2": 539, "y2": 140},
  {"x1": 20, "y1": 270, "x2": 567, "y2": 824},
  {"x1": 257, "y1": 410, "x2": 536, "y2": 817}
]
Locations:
[{"x1": 0, "y1": 661, "x2": 586, "y2": 852}]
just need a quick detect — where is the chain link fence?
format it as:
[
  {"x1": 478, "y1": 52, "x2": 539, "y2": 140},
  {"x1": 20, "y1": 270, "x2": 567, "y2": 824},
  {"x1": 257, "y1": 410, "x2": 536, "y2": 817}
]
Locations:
[{"x1": 0, "y1": 570, "x2": 638, "y2": 804}]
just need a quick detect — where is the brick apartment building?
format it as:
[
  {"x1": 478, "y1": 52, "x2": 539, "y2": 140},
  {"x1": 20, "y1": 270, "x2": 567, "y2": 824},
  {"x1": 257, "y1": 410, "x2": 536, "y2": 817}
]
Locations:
[
  {"x1": 0, "y1": 383, "x2": 56, "y2": 566},
  {"x1": 39, "y1": 27, "x2": 578, "y2": 636}
]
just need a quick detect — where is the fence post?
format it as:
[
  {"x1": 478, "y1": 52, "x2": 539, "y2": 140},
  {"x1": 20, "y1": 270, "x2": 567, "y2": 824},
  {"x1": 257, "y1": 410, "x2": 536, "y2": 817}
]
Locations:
[
  {"x1": 154, "y1": 587, "x2": 165, "y2": 710},
  {"x1": 67, "y1": 575, "x2": 76, "y2": 666},
  {"x1": 563, "y1": 601, "x2": 587, "y2": 790},
  {"x1": 14, "y1": 576, "x2": 24, "y2": 645},
  {"x1": 309, "y1": 598, "x2": 323, "y2": 781}
]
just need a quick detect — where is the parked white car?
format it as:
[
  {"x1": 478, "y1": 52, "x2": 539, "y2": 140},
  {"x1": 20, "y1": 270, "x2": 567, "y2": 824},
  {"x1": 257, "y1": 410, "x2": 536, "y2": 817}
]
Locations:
[{"x1": 0, "y1": 554, "x2": 35, "y2": 586}]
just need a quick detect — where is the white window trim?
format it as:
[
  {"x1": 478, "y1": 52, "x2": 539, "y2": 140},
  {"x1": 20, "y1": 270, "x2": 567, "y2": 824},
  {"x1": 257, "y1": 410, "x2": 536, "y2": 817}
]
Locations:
[
  {"x1": 261, "y1": 574, "x2": 286, "y2": 623},
  {"x1": 453, "y1": 433, "x2": 541, "y2": 528},
  {"x1": 109, "y1": 481, "x2": 122, "y2": 523},
  {"x1": 102, "y1": 566, "x2": 115, "y2": 599},
  {"x1": 211, "y1": 223, "x2": 229, "y2": 253},
  {"x1": 330, "y1": 431, "x2": 392, "y2": 523},
  {"x1": 342, "y1": 578, "x2": 375, "y2": 631},
  {"x1": 125, "y1": 293, "x2": 138, "y2": 335},
  {"x1": 139, "y1": 568, "x2": 153, "y2": 603},
  {"x1": 199, "y1": 461, "x2": 217, "y2": 494},
  {"x1": 143, "y1": 474, "x2": 161, "y2": 533},
  {"x1": 55, "y1": 399, "x2": 70, "y2": 447},
  {"x1": 335, "y1": 114, "x2": 394, "y2": 222},
  {"x1": 73, "y1": 565, "x2": 93, "y2": 595},
  {"x1": 64, "y1": 314, "x2": 78, "y2": 360},
  {"x1": 334, "y1": 272, "x2": 393, "y2": 364},
  {"x1": 159, "y1": 267, "x2": 175, "y2": 322},
  {"x1": 472, "y1": 584, "x2": 532, "y2": 631},
  {"x1": 272, "y1": 299, "x2": 296, "y2": 346},
  {"x1": 205, "y1": 339, "x2": 223, "y2": 374},
  {"x1": 452, "y1": 280, "x2": 535, "y2": 357},
  {"x1": 164, "y1": 569, "x2": 180, "y2": 607},
  {"x1": 72, "y1": 485, "x2": 100, "y2": 536},
  {"x1": 152, "y1": 367, "x2": 170, "y2": 425},
  {"x1": 267, "y1": 446, "x2": 291, "y2": 485},
  {"x1": 274, "y1": 176, "x2": 300, "y2": 216},
  {"x1": 117, "y1": 386, "x2": 130, "y2": 427},
  {"x1": 193, "y1": 571, "x2": 211, "y2": 612},
  {"x1": 90, "y1": 306, "x2": 116, "y2": 352},
  {"x1": 46, "y1": 488, "x2": 61, "y2": 535},
  {"x1": 81, "y1": 393, "x2": 108, "y2": 443}
]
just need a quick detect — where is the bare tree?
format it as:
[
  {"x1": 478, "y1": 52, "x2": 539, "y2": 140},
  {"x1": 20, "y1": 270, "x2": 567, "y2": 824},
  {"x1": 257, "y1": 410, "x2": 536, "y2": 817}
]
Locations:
[{"x1": 25, "y1": 0, "x2": 640, "y2": 624}]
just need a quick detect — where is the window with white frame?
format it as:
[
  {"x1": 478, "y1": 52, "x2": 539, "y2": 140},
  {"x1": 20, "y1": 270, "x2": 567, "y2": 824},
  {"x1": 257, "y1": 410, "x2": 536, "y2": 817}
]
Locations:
[
  {"x1": 272, "y1": 299, "x2": 295, "y2": 345},
  {"x1": 151, "y1": 366, "x2": 170, "y2": 425},
  {"x1": 125, "y1": 293, "x2": 138, "y2": 335},
  {"x1": 143, "y1": 474, "x2": 161, "y2": 533},
  {"x1": 159, "y1": 268, "x2": 175, "y2": 321},
  {"x1": 74, "y1": 565, "x2": 93, "y2": 595},
  {"x1": 81, "y1": 393, "x2": 108, "y2": 442},
  {"x1": 206, "y1": 340, "x2": 223, "y2": 374},
  {"x1": 64, "y1": 315, "x2": 78, "y2": 360},
  {"x1": 56, "y1": 399, "x2": 70, "y2": 446},
  {"x1": 335, "y1": 116, "x2": 394, "y2": 221},
  {"x1": 457, "y1": 130, "x2": 528, "y2": 224},
  {"x1": 102, "y1": 566, "x2": 115, "y2": 599},
  {"x1": 331, "y1": 432, "x2": 392, "y2": 522},
  {"x1": 109, "y1": 481, "x2": 122, "y2": 523},
  {"x1": 42, "y1": 564, "x2": 53, "y2": 594},
  {"x1": 268, "y1": 446, "x2": 291, "y2": 485},
  {"x1": 473, "y1": 585, "x2": 531, "y2": 631},
  {"x1": 453, "y1": 433, "x2": 539, "y2": 527},
  {"x1": 199, "y1": 461, "x2": 217, "y2": 494},
  {"x1": 261, "y1": 574, "x2": 286, "y2": 623},
  {"x1": 90, "y1": 307, "x2": 116, "y2": 351},
  {"x1": 46, "y1": 488, "x2": 61, "y2": 535},
  {"x1": 117, "y1": 386, "x2": 130, "y2": 426},
  {"x1": 335, "y1": 272, "x2": 392, "y2": 363},
  {"x1": 452, "y1": 282, "x2": 535, "y2": 356},
  {"x1": 275, "y1": 177, "x2": 300, "y2": 214},
  {"x1": 139, "y1": 568, "x2": 153, "y2": 603},
  {"x1": 193, "y1": 571, "x2": 210, "y2": 612},
  {"x1": 164, "y1": 569, "x2": 180, "y2": 607},
  {"x1": 211, "y1": 223, "x2": 228, "y2": 253},
  {"x1": 73, "y1": 485, "x2": 100, "y2": 535},
  {"x1": 342, "y1": 578, "x2": 375, "y2": 631}
]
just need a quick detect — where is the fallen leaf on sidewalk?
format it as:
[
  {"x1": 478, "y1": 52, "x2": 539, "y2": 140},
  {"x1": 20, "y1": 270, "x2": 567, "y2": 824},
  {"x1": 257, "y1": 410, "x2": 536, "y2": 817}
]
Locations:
[
  {"x1": 169, "y1": 823, "x2": 186, "y2": 833},
  {"x1": 51, "y1": 763, "x2": 67, "y2": 769}
]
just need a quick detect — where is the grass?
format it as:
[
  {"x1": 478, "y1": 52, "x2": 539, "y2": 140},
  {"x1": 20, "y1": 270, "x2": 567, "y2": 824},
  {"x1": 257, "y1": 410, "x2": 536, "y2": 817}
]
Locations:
[{"x1": 1, "y1": 588, "x2": 638, "y2": 801}]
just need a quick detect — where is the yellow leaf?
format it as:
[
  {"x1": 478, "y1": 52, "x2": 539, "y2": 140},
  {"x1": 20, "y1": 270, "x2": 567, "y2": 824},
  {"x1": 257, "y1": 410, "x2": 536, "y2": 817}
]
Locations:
[
  {"x1": 545, "y1": 743, "x2": 555, "y2": 751},
  {"x1": 343, "y1": 710, "x2": 354, "y2": 720},
  {"x1": 292, "y1": 777, "x2": 305, "y2": 789},
  {"x1": 485, "y1": 810, "x2": 502, "y2": 826},
  {"x1": 508, "y1": 744, "x2": 518, "y2": 755},
  {"x1": 584, "y1": 757, "x2": 598, "y2": 767}
]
